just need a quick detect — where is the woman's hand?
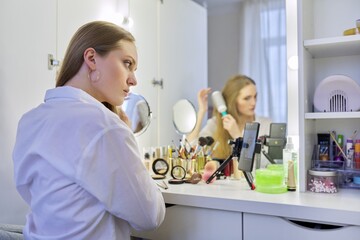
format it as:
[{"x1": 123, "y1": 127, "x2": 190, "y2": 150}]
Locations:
[
  {"x1": 186, "y1": 88, "x2": 211, "y2": 144},
  {"x1": 197, "y1": 88, "x2": 211, "y2": 113},
  {"x1": 118, "y1": 108, "x2": 132, "y2": 128},
  {"x1": 222, "y1": 114, "x2": 241, "y2": 139}
]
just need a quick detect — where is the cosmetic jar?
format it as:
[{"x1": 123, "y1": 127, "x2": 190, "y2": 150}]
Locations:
[
  {"x1": 255, "y1": 167, "x2": 287, "y2": 194},
  {"x1": 307, "y1": 170, "x2": 338, "y2": 193}
]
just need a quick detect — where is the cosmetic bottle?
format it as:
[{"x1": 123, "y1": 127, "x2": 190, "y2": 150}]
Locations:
[
  {"x1": 282, "y1": 137, "x2": 297, "y2": 184},
  {"x1": 336, "y1": 134, "x2": 344, "y2": 159},
  {"x1": 143, "y1": 152, "x2": 151, "y2": 172},
  {"x1": 287, "y1": 160, "x2": 296, "y2": 191},
  {"x1": 167, "y1": 145, "x2": 173, "y2": 173},
  {"x1": 354, "y1": 139, "x2": 360, "y2": 169},
  {"x1": 346, "y1": 138, "x2": 354, "y2": 169},
  {"x1": 196, "y1": 147, "x2": 205, "y2": 173}
]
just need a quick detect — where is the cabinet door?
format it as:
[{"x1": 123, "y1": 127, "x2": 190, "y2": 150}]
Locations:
[
  {"x1": 129, "y1": 0, "x2": 159, "y2": 149},
  {"x1": 132, "y1": 205, "x2": 243, "y2": 240},
  {"x1": 130, "y1": 0, "x2": 207, "y2": 149},
  {"x1": 158, "y1": 0, "x2": 207, "y2": 146},
  {"x1": 0, "y1": 0, "x2": 57, "y2": 223}
]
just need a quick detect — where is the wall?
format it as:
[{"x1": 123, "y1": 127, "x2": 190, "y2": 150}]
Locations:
[{"x1": 207, "y1": 3, "x2": 242, "y2": 96}]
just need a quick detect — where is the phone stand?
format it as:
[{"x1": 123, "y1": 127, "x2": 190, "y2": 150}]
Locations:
[
  {"x1": 261, "y1": 136, "x2": 287, "y2": 164},
  {"x1": 262, "y1": 148, "x2": 276, "y2": 164},
  {"x1": 206, "y1": 138, "x2": 261, "y2": 190}
]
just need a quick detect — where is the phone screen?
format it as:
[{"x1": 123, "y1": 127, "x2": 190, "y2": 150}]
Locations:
[{"x1": 238, "y1": 122, "x2": 260, "y2": 172}]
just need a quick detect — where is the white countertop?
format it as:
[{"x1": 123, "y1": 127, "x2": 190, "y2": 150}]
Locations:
[{"x1": 156, "y1": 178, "x2": 360, "y2": 226}]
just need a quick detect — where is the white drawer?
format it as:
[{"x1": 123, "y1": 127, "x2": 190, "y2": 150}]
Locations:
[{"x1": 243, "y1": 213, "x2": 360, "y2": 240}]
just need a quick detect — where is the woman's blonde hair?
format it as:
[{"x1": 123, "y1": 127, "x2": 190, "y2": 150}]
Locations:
[
  {"x1": 56, "y1": 21, "x2": 135, "y2": 112},
  {"x1": 213, "y1": 74, "x2": 256, "y2": 159}
]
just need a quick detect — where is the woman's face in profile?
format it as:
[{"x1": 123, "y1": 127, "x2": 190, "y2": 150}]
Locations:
[
  {"x1": 94, "y1": 40, "x2": 138, "y2": 106},
  {"x1": 236, "y1": 84, "x2": 257, "y2": 117}
]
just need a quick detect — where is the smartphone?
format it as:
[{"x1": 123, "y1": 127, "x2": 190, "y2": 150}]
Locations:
[
  {"x1": 267, "y1": 123, "x2": 287, "y2": 160},
  {"x1": 238, "y1": 122, "x2": 260, "y2": 172},
  {"x1": 269, "y1": 123, "x2": 287, "y2": 138}
]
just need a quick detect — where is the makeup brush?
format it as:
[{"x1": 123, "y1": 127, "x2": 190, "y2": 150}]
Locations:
[
  {"x1": 207, "y1": 141, "x2": 219, "y2": 156},
  {"x1": 205, "y1": 136, "x2": 214, "y2": 146},
  {"x1": 204, "y1": 136, "x2": 215, "y2": 155},
  {"x1": 351, "y1": 130, "x2": 358, "y2": 140},
  {"x1": 329, "y1": 131, "x2": 347, "y2": 159},
  {"x1": 198, "y1": 136, "x2": 208, "y2": 147}
]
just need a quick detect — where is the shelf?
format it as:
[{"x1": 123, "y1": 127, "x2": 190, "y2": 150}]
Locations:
[
  {"x1": 304, "y1": 35, "x2": 360, "y2": 58},
  {"x1": 305, "y1": 112, "x2": 360, "y2": 119}
]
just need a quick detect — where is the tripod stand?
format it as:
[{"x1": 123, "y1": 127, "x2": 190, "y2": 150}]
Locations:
[{"x1": 205, "y1": 138, "x2": 261, "y2": 190}]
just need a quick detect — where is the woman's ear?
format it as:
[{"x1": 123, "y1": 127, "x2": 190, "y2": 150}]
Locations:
[{"x1": 83, "y1": 48, "x2": 97, "y2": 70}]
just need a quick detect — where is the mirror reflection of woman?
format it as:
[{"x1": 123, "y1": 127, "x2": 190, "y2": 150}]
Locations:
[
  {"x1": 187, "y1": 74, "x2": 271, "y2": 160},
  {"x1": 122, "y1": 92, "x2": 150, "y2": 134}
]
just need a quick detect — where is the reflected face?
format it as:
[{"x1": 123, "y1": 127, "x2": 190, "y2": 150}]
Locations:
[
  {"x1": 95, "y1": 40, "x2": 138, "y2": 106},
  {"x1": 236, "y1": 84, "x2": 257, "y2": 118}
]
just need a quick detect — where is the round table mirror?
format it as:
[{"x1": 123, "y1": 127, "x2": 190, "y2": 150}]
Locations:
[
  {"x1": 172, "y1": 99, "x2": 197, "y2": 134},
  {"x1": 122, "y1": 92, "x2": 151, "y2": 137}
]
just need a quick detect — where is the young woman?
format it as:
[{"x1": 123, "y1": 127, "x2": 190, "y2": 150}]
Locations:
[
  {"x1": 13, "y1": 21, "x2": 165, "y2": 240},
  {"x1": 188, "y1": 74, "x2": 271, "y2": 160}
]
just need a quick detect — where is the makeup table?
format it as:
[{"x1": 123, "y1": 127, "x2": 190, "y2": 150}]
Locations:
[{"x1": 132, "y1": 178, "x2": 360, "y2": 240}]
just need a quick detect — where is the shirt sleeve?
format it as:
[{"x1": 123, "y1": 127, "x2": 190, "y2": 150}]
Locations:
[{"x1": 75, "y1": 125, "x2": 165, "y2": 231}]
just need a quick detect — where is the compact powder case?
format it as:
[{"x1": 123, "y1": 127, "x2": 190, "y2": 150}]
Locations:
[
  {"x1": 184, "y1": 172, "x2": 202, "y2": 184},
  {"x1": 151, "y1": 158, "x2": 169, "y2": 180},
  {"x1": 168, "y1": 165, "x2": 186, "y2": 184}
]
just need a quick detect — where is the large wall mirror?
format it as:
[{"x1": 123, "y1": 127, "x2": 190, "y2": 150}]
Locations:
[{"x1": 192, "y1": 0, "x2": 296, "y2": 133}]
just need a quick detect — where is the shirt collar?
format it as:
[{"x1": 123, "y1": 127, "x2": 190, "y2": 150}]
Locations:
[{"x1": 44, "y1": 86, "x2": 101, "y2": 106}]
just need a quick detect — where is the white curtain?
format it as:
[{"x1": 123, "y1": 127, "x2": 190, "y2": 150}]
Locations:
[{"x1": 238, "y1": 0, "x2": 287, "y2": 123}]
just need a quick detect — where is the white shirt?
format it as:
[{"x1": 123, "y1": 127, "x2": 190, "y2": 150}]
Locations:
[{"x1": 13, "y1": 86, "x2": 165, "y2": 240}]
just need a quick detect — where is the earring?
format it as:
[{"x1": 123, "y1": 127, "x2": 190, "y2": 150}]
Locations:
[{"x1": 88, "y1": 70, "x2": 101, "y2": 82}]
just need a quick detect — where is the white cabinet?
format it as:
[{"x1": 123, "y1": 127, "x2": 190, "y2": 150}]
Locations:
[
  {"x1": 0, "y1": 0, "x2": 58, "y2": 224},
  {"x1": 129, "y1": 0, "x2": 207, "y2": 149},
  {"x1": 243, "y1": 213, "x2": 360, "y2": 240},
  {"x1": 132, "y1": 205, "x2": 243, "y2": 240},
  {"x1": 298, "y1": 0, "x2": 360, "y2": 191}
]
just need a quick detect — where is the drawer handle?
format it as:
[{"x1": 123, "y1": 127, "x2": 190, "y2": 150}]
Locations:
[
  {"x1": 165, "y1": 203, "x2": 176, "y2": 208},
  {"x1": 288, "y1": 219, "x2": 344, "y2": 230}
]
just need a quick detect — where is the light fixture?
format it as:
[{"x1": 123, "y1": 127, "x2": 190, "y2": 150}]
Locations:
[
  {"x1": 122, "y1": 16, "x2": 134, "y2": 28},
  {"x1": 287, "y1": 55, "x2": 298, "y2": 70}
]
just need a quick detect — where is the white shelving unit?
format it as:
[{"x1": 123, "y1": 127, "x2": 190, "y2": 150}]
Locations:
[
  {"x1": 304, "y1": 35, "x2": 360, "y2": 58},
  {"x1": 305, "y1": 112, "x2": 360, "y2": 120},
  {"x1": 298, "y1": 0, "x2": 360, "y2": 192}
]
